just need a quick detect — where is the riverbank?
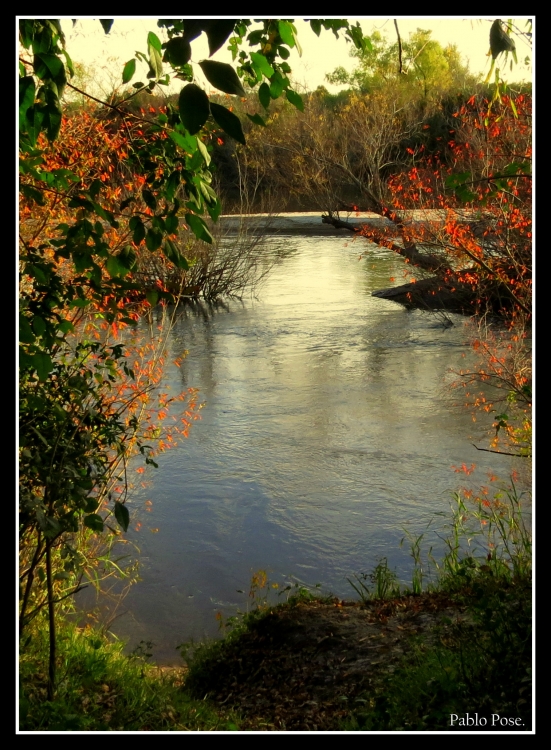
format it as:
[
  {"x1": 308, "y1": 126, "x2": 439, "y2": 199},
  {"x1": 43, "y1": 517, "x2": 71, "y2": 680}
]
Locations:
[
  {"x1": 19, "y1": 571, "x2": 531, "y2": 732},
  {"x1": 19, "y1": 488, "x2": 532, "y2": 732}
]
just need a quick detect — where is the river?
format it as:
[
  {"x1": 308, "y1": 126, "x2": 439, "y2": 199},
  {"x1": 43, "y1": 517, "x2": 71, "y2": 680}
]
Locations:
[{"x1": 93, "y1": 234, "x2": 520, "y2": 664}]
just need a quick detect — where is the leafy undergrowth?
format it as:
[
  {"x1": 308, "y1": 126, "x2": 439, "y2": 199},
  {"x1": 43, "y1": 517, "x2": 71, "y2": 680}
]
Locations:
[{"x1": 19, "y1": 620, "x2": 242, "y2": 731}]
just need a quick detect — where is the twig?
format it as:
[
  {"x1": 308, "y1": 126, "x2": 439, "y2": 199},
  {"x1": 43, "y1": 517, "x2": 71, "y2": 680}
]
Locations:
[{"x1": 471, "y1": 443, "x2": 529, "y2": 457}]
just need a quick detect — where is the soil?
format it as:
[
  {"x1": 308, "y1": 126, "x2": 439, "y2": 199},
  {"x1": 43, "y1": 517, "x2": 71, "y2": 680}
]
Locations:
[{"x1": 184, "y1": 593, "x2": 472, "y2": 731}]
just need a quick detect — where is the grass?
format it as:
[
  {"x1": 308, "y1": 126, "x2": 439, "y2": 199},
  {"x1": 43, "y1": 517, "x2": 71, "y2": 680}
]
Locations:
[{"x1": 19, "y1": 619, "x2": 242, "y2": 731}]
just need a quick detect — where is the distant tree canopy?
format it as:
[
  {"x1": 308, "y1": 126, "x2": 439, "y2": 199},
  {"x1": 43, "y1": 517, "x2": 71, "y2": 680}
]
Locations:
[{"x1": 326, "y1": 28, "x2": 480, "y2": 101}]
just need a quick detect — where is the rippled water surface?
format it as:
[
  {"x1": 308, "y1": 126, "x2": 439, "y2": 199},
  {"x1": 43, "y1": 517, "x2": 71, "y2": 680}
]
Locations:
[{"x1": 99, "y1": 236, "x2": 517, "y2": 663}]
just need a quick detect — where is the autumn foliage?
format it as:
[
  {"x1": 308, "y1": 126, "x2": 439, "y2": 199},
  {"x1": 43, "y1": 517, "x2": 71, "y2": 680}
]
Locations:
[{"x1": 357, "y1": 92, "x2": 532, "y2": 456}]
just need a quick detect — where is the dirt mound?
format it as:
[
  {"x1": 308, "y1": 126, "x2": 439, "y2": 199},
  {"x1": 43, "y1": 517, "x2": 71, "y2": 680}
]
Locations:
[{"x1": 185, "y1": 593, "x2": 470, "y2": 731}]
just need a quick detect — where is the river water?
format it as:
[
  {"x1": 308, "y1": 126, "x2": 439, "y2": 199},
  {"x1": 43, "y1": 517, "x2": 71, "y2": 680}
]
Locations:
[{"x1": 99, "y1": 235, "x2": 519, "y2": 664}]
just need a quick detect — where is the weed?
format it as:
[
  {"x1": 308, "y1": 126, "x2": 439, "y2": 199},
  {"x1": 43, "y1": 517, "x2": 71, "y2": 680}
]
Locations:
[{"x1": 347, "y1": 557, "x2": 401, "y2": 603}]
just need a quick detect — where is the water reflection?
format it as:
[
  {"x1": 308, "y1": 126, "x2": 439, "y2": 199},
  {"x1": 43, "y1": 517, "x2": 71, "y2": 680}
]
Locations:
[{"x1": 103, "y1": 236, "x2": 518, "y2": 663}]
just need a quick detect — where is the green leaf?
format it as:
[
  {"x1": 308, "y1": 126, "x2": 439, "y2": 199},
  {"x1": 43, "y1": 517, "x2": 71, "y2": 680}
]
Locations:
[
  {"x1": 165, "y1": 170, "x2": 181, "y2": 202},
  {"x1": 147, "y1": 31, "x2": 162, "y2": 52},
  {"x1": 19, "y1": 76, "x2": 36, "y2": 127},
  {"x1": 34, "y1": 351, "x2": 53, "y2": 381},
  {"x1": 199, "y1": 60, "x2": 245, "y2": 96},
  {"x1": 247, "y1": 113, "x2": 266, "y2": 127},
  {"x1": 169, "y1": 130, "x2": 197, "y2": 152},
  {"x1": 163, "y1": 37, "x2": 192, "y2": 67},
  {"x1": 132, "y1": 219, "x2": 146, "y2": 245},
  {"x1": 206, "y1": 20, "x2": 236, "y2": 56},
  {"x1": 69, "y1": 297, "x2": 91, "y2": 308},
  {"x1": 34, "y1": 53, "x2": 63, "y2": 80},
  {"x1": 269, "y1": 74, "x2": 286, "y2": 99},
  {"x1": 209, "y1": 102, "x2": 246, "y2": 145},
  {"x1": 106, "y1": 254, "x2": 129, "y2": 278},
  {"x1": 197, "y1": 137, "x2": 211, "y2": 167},
  {"x1": 122, "y1": 59, "x2": 136, "y2": 84},
  {"x1": 163, "y1": 238, "x2": 189, "y2": 269},
  {"x1": 206, "y1": 196, "x2": 221, "y2": 222},
  {"x1": 310, "y1": 20, "x2": 321, "y2": 36},
  {"x1": 32, "y1": 315, "x2": 46, "y2": 337},
  {"x1": 57, "y1": 319, "x2": 74, "y2": 334},
  {"x1": 250, "y1": 52, "x2": 275, "y2": 79},
  {"x1": 114, "y1": 501, "x2": 130, "y2": 532},
  {"x1": 99, "y1": 20, "x2": 113, "y2": 34},
  {"x1": 148, "y1": 41, "x2": 163, "y2": 80},
  {"x1": 19, "y1": 315, "x2": 35, "y2": 344},
  {"x1": 24, "y1": 105, "x2": 44, "y2": 148},
  {"x1": 61, "y1": 48, "x2": 75, "y2": 78},
  {"x1": 186, "y1": 213, "x2": 213, "y2": 244},
  {"x1": 258, "y1": 82, "x2": 270, "y2": 110},
  {"x1": 165, "y1": 213, "x2": 179, "y2": 234},
  {"x1": 20, "y1": 183, "x2": 46, "y2": 206},
  {"x1": 278, "y1": 21, "x2": 296, "y2": 48},
  {"x1": 285, "y1": 89, "x2": 304, "y2": 112},
  {"x1": 178, "y1": 84, "x2": 210, "y2": 135},
  {"x1": 146, "y1": 228, "x2": 163, "y2": 252},
  {"x1": 142, "y1": 188, "x2": 157, "y2": 211},
  {"x1": 84, "y1": 513, "x2": 104, "y2": 532}
]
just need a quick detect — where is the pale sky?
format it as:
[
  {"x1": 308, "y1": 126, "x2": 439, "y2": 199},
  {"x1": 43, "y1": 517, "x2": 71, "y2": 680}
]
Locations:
[{"x1": 58, "y1": 17, "x2": 533, "y2": 95}]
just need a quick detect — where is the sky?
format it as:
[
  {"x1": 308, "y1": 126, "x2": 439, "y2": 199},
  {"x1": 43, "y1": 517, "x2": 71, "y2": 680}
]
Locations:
[{"x1": 56, "y1": 17, "x2": 533, "y2": 96}]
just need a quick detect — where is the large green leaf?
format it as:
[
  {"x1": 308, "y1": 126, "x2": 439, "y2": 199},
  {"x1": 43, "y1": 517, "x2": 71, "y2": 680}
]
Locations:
[
  {"x1": 84, "y1": 513, "x2": 104, "y2": 532},
  {"x1": 106, "y1": 254, "x2": 125, "y2": 278},
  {"x1": 122, "y1": 59, "x2": 136, "y2": 84},
  {"x1": 147, "y1": 31, "x2": 162, "y2": 52},
  {"x1": 196, "y1": 137, "x2": 211, "y2": 167},
  {"x1": 19, "y1": 314, "x2": 35, "y2": 344},
  {"x1": 148, "y1": 39, "x2": 163, "y2": 80},
  {"x1": 310, "y1": 20, "x2": 322, "y2": 36},
  {"x1": 186, "y1": 213, "x2": 213, "y2": 244},
  {"x1": 164, "y1": 238, "x2": 190, "y2": 269},
  {"x1": 278, "y1": 21, "x2": 296, "y2": 48},
  {"x1": 142, "y1": 188, "x2": 157, "y2": 211},
  {"x1": 146, "y1": 228, "x2": 163, "y2": 252},
  {"x1": 169, "y1": 130, "x2": 197, "y2": 152},
  {"x1": 114, "y1": 501, "x2": 130, "y2": 532},
  {"x1": 285, "y1": 89, "x2": 304, "y2": 112},
  {"x1": 258, "y1": 82, "x2": 270, "y2": 110},
  {"x1": 19, "y1": 76, "x2": 36, "y2": 127},
  {"x1": 165, "y1": 170, "x2": 181, "y2": 202},
  {"x1": 250, "y1": 52, "x2": 275, "y2": 79},
  {"x1": 206, "y1": 20, "x2": 237, "y2": 56},
  {"x1": 33, "y1": 52, "x2": 63, "y2": 80},
  {"x1": 24, "y1": 105, "x2": 44, "y2": 147},
  {"x1": 178, "y1": 84, "x2": 210, "y2": 135},
  {"x1": 206, "y1": 196, "x2": 222, "y2": 222},
  {"x1": 163, "y1": 37, "x2": 192, "y2": 67},
  {"x1": 199, "y1": 60, "x2": 245, "y2": 96},
  {"x1": 131, "y1": 217, "x2": 146, "y2": 245},
  {"x1": 20, "y1": 183, "x2": 46, "y2": 205},
  {"x1": 33, "y1": 351, "x2": 53, "y2": 381},
  {"x1": 247, "y1": 113, "x2": 266, "y2": 127},
  {"x1": 209, "y1": 102, "x2": 246, "y2": 145}
]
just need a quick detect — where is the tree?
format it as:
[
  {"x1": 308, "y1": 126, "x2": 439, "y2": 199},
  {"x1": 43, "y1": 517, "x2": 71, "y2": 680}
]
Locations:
[
  {"x1": 18, "y1": 17, "x2": 370, "y2": 699},
  {"x1": 326, "y1": 27, "x2": 479, "y2": 103}
]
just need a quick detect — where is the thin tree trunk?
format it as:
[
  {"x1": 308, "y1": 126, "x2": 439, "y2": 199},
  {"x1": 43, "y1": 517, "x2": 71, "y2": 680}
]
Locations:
[{"x1": 46, "y1": 541, "x2": 56, "y2": 701}]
